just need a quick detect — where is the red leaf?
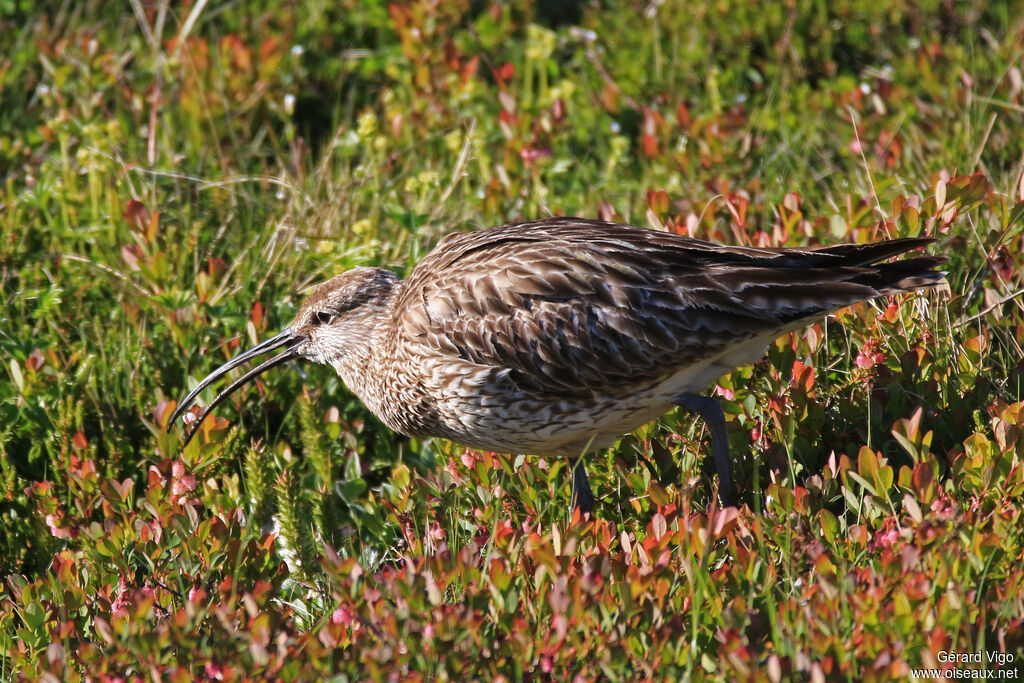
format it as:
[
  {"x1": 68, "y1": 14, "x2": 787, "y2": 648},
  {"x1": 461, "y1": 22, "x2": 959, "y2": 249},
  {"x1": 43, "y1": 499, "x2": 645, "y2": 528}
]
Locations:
[
  {"x1": 725, "y1": 193, "x2": 748, "y2": 228},
  {"x1": 26, "y1": 348, "x2": 45, "y2": 371},
  {"x1": 251, "y1": 301, "x2": 264, "y2": 329},
  {"x1": 990, "y1": 245, "x2": 1014, "y2": 281},
  {"x1": 146, "y1": 209, "x2": 160, "y2": 244},
  {"x1": 493, "y1": 62, "x2": 514, "y2": 85},
  {"x1": 676, "y1": 102, "x2": 691, "y2": 129},
  {"x1": 792, "y1": 359, "x2": 815, "y2": 393},
  {"x1": 597, "y1": 201, "x2": 620, "y2": 223},
  {"x1": 641, "y1": 133, "x2": 658, "y2": 158},
  {"x1": 712, "y1": 506, "x2": 739, "y2": 536},
  {"x1": 207, "y1": 256, "x2": 227, "y2": 281},
  {"x1": 646, "y1": 189, "x2": 670, "y2": 215},
  {"x1": 124, "y1": 199, "x2": 151, "y2": 234},
  {"x1": 120, "y1": 244, "x2": 142, "y2": 271}
]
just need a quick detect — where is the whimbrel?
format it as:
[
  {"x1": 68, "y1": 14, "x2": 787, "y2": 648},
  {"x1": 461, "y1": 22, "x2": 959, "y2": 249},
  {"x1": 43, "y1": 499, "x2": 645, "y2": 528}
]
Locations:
[{"x1": 169, "y1": 217, "x2": 945, "y2": 512}]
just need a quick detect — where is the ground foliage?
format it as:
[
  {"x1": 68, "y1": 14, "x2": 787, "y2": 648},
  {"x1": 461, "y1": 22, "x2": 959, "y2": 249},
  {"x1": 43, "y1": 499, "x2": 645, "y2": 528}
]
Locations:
[{"x1": 2, "y1": 0, "x2": 1024, "y2": 679}]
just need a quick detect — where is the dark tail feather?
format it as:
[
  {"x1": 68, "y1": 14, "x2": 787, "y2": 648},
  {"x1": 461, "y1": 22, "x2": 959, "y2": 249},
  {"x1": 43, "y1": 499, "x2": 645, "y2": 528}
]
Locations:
[
  {"x1": 737, "y1": 253, "x2": 947, "y2": 326},
  {"x1": 859, "y1": 255, "x2": 948, "y2": 295},
  {"x1": 805, "y1": 237, "x2": 936, "y2": 266}
]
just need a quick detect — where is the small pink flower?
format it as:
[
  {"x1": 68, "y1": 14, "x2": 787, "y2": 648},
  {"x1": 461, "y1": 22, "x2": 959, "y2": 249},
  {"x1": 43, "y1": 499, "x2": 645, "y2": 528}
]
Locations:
[
  {"x1": 519, "y1": 146, "x2": 551, "y2": 163},
  {"x1": 715, "y1": 385, "x2": 735, "y2": 400},
  {"x1": 461, "y1": 451, "x2": 477, "y2": 468},
  {"x1": 855, "y1": 352, "x2": 874, "y2": 369},
  {"x1": 332, "y1": 605, "x2": 354, "y2": 626},
  {"x1": 444, "y1": 458, "x2": 460, "y2": 478},
  {"x1": 111, "y1": 576, "x2": 129, "y2": 616},
  {"x1": 172, "y1": 460, "x2": 185, "y2": 479},
  {"x1": 877, "y1": 528, "x2": 899, "y2": 547},
  {"x1": 930, "y1": 497, "x2": 954, "y2": 520},
  {"x1": 429, "y1": 524, "x2": 446, "y2": 541},
  {"x1": 45, "y1": 513, "x2": 72, "y2": 539},
  {"x1": 171, "y1": 474, "x2": 197, "y2": 503}
]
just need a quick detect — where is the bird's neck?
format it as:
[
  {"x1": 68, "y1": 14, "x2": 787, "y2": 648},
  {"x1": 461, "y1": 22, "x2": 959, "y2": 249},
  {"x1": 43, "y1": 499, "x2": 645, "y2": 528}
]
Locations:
[
  {"x1": 328, "y1": 282, "x2": 403, "y2": 419},
  {"x1": 327, "y1": 280, "x2": 441, "y2": 438}
]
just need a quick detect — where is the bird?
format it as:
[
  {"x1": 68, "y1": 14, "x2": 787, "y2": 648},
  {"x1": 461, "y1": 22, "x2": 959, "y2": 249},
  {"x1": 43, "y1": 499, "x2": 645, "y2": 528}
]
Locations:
[{"x1": 169, "y1": 217, "x2": 946, "y2": 512}]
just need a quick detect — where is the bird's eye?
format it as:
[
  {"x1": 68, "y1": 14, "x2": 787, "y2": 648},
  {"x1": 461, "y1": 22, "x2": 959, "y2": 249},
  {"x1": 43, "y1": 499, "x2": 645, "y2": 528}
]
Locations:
[{"x1": 315, "y1": 310, "x2": 333, "y2": 325}]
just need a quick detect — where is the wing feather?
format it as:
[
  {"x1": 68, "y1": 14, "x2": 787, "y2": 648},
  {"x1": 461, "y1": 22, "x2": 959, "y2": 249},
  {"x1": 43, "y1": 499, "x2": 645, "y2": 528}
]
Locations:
[{"x1": 393, "y1": 217, "x2": 943, "y2": 401}]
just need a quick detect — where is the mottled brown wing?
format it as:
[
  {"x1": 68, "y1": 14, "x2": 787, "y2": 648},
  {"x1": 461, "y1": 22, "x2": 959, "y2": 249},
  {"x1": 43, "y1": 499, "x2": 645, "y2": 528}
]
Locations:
[{"x1": 395, "y1": 218, "x2": 942, "y2": 399}]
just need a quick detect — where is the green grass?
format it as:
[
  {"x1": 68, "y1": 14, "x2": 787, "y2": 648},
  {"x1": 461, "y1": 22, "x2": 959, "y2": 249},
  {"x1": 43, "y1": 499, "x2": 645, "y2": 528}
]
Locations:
[{"x1": 2, "y1": 0, "x2": 1024, "y2": 678}]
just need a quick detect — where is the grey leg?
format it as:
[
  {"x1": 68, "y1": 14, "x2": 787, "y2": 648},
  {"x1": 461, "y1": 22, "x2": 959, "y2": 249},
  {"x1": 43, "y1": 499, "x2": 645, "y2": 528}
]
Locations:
[
  {"x1": 569, "y1": 457, "x2": 594, "y2": 514},
  {"x1": 674, "y1": 392, "x2": 736, "y2": 507}
]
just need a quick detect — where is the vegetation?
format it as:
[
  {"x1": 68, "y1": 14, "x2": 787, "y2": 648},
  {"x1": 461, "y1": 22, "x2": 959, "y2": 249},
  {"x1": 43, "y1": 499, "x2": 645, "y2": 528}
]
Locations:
[{"x1": 2, "y1": 0, "x2": 1023, "y2": 678}]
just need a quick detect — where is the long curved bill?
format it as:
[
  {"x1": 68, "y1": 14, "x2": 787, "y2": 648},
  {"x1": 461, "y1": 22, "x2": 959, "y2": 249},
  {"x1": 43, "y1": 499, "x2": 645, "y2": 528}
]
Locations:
[{"x1": 167, "y1": 328, "x2": 307, "y2": 446}]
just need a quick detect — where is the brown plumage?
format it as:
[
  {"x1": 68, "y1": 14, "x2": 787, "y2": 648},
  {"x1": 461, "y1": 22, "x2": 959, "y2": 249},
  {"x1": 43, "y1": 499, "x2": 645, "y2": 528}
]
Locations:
[{"x1": 169, "y1": 217, "x2": 946, "y2": 511}]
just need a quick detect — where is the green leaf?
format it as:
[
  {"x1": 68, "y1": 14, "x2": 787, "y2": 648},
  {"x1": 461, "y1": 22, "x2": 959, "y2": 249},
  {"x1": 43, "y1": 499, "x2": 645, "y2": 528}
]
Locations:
[
  {"x1": 335, "y1": 478, "x2": 367, "y2": 503},
  {"x1": 847, "y1": 471, "x2": 877, "y2": 497},
  {"x1": 891, "y1": 430, "x2": 918, "y2": 461},
  {"x1": 9, "y1": 359, "x2": 22, "y2": 392},
  {"x1": 857, "y1": 447, "x2": 879, "y2": 481},
  {"x1": 818, "y1": 509, "x2": 839, "y2": 543},
  {"x1": 1007, "y1": 200, "x2": 1024, "y2": 228}
]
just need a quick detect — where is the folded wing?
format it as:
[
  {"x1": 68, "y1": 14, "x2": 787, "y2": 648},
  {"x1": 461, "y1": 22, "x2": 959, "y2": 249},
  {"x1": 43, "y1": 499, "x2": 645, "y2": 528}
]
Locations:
[{"x1": 394, "y1": 218, "x2": 944, "y2": 400}]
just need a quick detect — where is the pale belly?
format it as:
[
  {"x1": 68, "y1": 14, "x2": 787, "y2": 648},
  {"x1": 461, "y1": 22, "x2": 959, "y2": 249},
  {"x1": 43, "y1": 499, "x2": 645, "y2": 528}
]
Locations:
[{"x1": 428, "y1": 338, "x2": 770, "y2": 457}]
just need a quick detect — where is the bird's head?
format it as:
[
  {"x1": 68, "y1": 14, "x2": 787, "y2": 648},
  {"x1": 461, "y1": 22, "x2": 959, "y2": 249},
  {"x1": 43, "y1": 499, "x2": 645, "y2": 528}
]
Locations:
[{"x1": 168, "y1": 267, "x2": 400, "y2": 444}]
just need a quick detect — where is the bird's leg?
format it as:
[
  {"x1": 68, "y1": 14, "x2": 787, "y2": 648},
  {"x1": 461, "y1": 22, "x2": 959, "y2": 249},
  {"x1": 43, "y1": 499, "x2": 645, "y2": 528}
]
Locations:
[
  {"x1": 674, "y1": 392, "x2": 736, "y2": 507},
  {"x1": 569, "y1": 457, "x2": 595, "y2": 514}
]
